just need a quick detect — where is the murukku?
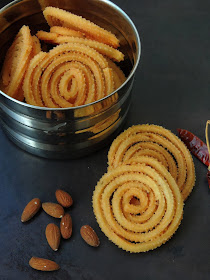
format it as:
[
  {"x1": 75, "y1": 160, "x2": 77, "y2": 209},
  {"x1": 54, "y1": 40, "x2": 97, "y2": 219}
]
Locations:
[
  {"x1": 31, "y1": 36, "x2": 41, "y2": 57},
  {"x1": 36, "y1": 30, "x2": 124, "y2": 62},
  {"x1": 0, "y1": 25, "x2": 35, "y2": 101},
  {"x1": 108, "y1": 124, "x2": 195, "y2": 200},
  {"x1": 23, "y1": 43, "x2": 116, "y2": 107},
  {"x1": 50, "y1": 26, "x2": 85, "y2": 38},
  {"x1": 92, "y1": 159, "x2": 183, "y2": 252},
  {"x1": 43, "y1": 7, "x2": 120, "y2": 48},
  {"x1": 122, "y1": 142, "x2": 178, "y2": 181}
]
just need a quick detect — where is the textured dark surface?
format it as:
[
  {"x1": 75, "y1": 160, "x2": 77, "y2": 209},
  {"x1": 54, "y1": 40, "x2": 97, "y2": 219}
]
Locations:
[{"x1": 0, "y1": 0, "x2": 210, "y2": 279}]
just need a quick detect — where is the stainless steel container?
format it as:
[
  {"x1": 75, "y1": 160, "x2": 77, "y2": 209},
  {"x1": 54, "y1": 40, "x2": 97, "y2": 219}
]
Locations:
[{"x1": 0, "y1": 0, "x2": 141, "y2": 159}]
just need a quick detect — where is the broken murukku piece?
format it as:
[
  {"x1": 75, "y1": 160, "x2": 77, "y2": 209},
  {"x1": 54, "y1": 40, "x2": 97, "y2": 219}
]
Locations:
[
  {"x1": 92, "y1": 159, "x2": 183, "y2": 253},
  {"x1": 1, "y1": 25, "x2": 35, "y2": 101},
  {"x1": 50, "y1": 26, "x2": 85, "y2": 38},
  {"x1": 31, "y1": 36, "x2": 41, "y2": 57},
  {"x1": 36, "y1": 30, "x2": 58, "y2": 44},
  {"x1": 108, "y1": 124, "x2": 195, "y2": 200},
  {"x1": 43, "y1": 7, "x2": 120, "y2": 48},
  {"x1": 36, "y1": 30, "x2": 124, "y2": 62}
]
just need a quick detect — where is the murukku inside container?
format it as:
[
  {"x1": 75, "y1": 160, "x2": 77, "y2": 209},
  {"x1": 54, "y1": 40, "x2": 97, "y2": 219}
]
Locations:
[{"x1": 0, "y1": 4, "x2": 133, "y2": 110}]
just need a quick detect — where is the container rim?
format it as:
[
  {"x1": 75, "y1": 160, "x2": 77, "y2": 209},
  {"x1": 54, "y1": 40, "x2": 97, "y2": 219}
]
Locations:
[{"x1": 0, "y1": 0, "x2": 141, "y2": 111}]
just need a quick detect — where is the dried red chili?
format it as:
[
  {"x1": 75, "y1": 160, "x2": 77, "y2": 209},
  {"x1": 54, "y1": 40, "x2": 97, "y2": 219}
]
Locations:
[
  {"x1": 177, "y1": 128, "x2": 209, "y2": 166},
  {"x1": 177, "y1": 122, "x2": 210, "y2": 189},
  {"x1": 207, "y1": 170, "x2": 210, "y2": 189},
  {"x1": 205, "y1": 121, "x2": 210, "y2": 189}
]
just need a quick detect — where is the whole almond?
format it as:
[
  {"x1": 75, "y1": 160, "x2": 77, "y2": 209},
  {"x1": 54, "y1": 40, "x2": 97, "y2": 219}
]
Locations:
[
  {"x1": 42, "y1": 202, "x2": 64, "y2": 218},
  {"x1": 46, "y1": 223, "x2": 61, "y2": 251},
  {"x1": 60, "y1": 213, "x2": 72, "y2": 239},
  {"x1": 55, "y1": 189, "x2": 73, "y2": 208},
  {"x1": 29, "y1": 257, "x2": 60, "y2": 271},
  {"x1": 80, "y1": 225, "x2": 100, "y2": 247},
  {"x1": 21, "y1": 198, "x2": 41, "y2": 222}
]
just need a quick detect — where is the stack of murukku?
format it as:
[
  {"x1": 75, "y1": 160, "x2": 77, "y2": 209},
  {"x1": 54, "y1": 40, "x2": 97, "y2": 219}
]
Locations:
[
  {"x1": 92, "y1": 124, "x2": 196, "y2": 252},
  {"x1": 0, "y1": 25, "x2": 41, "y2": 101},
  {"x1": 0, "y1": 7, "x2": 126, "y2": 108}
]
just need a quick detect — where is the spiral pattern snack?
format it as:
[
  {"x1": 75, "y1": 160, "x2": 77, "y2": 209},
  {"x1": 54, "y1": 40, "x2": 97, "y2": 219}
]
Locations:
[
  {"x1": 23, "y1": 43, "x2": 122, "y2": 107},
  {"x1": 108, "y1": 124, "x2": 195, "y2": 200},
  {"x1": 92, "y1": 158, "x2": 184, "y2": 252},
  {"x1": 0, "y1": 26, "x2": 40, "y2": 101},
  {"x1": 43, "y1": 7, "x2": 120, "y2": 48}
]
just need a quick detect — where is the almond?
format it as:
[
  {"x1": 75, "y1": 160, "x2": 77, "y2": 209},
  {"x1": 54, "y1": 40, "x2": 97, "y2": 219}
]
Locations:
[
  {"x1": 46, "y1": 223, "x2": 61, "y2": 251},
  {"x1": 55, "y1": 189, "x2": 73, "y2": 208},
  {"x1": 29, "y1": 257, "x2": 60, "y2": 271},
  {"x1": 60, "y1": 213, "x2": 72, "y2": 239},
  {"x1": 42, "y1": 202, "x2": 64, "y2": 218},
  {"x1": 80, "y1": 225, "x2": 100, "y2": 247},
  {"x1": 21, "y1": 198, "x2": 41, "y2": 222}
]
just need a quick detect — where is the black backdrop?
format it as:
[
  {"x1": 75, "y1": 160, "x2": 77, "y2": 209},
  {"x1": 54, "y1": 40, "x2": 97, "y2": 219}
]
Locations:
[{"x1": 0, "y1": 0, "x2": 210, "y2": 279}]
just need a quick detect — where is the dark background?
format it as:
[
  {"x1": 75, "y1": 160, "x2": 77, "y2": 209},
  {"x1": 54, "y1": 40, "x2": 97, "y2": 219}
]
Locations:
[{"x1": 1, "y1": 0, "x2": 210, "y2": 279}]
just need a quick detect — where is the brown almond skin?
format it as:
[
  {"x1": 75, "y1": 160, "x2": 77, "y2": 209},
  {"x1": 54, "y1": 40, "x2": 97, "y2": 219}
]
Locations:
[
  {"x1": 21, "y1": 198, "x2": 41, "y2": 222},
  {"x1": 46, "y1": 223, "x2": 61, "y2": 251},
  {"x1": 42, "y1": 202, "x2": 64, "y2": 218},
  {"x1": 60, "y1": 213, "x2": 72, "y2": 239},
  {"x1": 55, "y1": 189, "x2": 73, "y2": 208},
  {"x1": 29, "y1": 257, "x2": 60, "y2": 271},
  {"x1": 80, "y1": 225, "x2": 100, "y2": 247}
]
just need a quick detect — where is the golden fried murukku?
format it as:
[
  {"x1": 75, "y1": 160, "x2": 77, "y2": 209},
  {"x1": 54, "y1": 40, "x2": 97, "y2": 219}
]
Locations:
[
  {"x1": 122, "y1": 142, "x2": 178, "y2": 180},
  {"x1": 1, "y1": 25, "x2": 34, "y2": 101},
  {"x1": 36, "y1": 30, "x2": 58, "y2": 44},
  {"x1": 43, "y1": 7, "x2": 120, "y2": 48},
  {"x1": 50, "y1": 26, "x2": 85, "y2": 38},
  {"x1": 108, "y1": 124, "x2": 195, "y2": 200},
  {"x1": 36, "y1": 30, "x2": 124, "y2": 62},
  {"x1": 107, "y1": 59, "x2": 126, "y2": 86},
  {"x1": 23, "y1": 43, "x2": 116, "y2": 107},
  {"x1": 31, "y1": 36, "x2": 41, "y2": 57},
  {"x1": 92, "y1": 159, "x2": 183, "y2": 252}
]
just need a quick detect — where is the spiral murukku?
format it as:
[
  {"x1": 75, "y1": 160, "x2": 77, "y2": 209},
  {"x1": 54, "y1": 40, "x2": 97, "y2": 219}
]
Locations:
[
  {"x1": 23, "y1": 43, "x2": 117, "y2": 107},
  {"x1": 1, "y1": 25, "x2": 35, "y2": 101},
  {"x1": 43, "y1": 7, "x2": 120, "y2": 48},
  {"x1": 36, "y1": 30, "x2": 124, "y2": 62},
  {"x1": 92, "y1": 159, "x2": 183, "y2": 252},
  {"x1": 108, "y1": 124, "x2": 195, "y2": 200}
]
